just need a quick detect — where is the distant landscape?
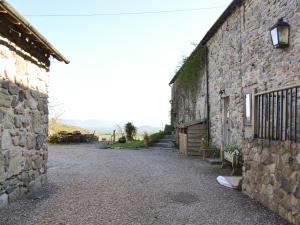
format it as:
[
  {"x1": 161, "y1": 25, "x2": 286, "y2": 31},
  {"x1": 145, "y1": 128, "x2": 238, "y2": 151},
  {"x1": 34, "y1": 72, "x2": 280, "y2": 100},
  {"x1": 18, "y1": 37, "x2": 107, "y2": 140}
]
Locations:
[
  {"x1": 49, "y1": 119, "x2": 91, "y2": 135},
  {"x1": 61, "y1": 119, "x2": 162, "y2": 133},
  {"x1": 49, "y1": 119, "x2": 162, "y2": 141}
]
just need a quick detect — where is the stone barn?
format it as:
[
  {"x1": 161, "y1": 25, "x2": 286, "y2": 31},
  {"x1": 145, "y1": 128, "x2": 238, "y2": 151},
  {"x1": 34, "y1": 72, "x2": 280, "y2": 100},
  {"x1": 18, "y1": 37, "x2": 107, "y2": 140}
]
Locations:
[
  {"x1": 170, "y1": 0, "x2": 300, "y2": 224},
  {"x1": 0, "y1": 0, "x2": 68, "y2": 207}
]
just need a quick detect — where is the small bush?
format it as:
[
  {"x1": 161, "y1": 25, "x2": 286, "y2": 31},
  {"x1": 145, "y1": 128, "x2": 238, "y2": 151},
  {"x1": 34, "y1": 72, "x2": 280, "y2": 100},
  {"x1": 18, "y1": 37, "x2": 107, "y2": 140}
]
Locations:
[
  {"x1": 110, "y1": 140, "x2": 144, "y2": 149},
  {"x1": 164, "y1": 125, "x2": 174, "y2": 135},
  {"x1": 47, "y1": 131, "x2": 98, "y2": 144},
  {"x1": 149, "y1": 131, "x2": 164, "y2": 145},
  {"x1": 118, "y1": 136, "x2": 126, "y2": 143}
]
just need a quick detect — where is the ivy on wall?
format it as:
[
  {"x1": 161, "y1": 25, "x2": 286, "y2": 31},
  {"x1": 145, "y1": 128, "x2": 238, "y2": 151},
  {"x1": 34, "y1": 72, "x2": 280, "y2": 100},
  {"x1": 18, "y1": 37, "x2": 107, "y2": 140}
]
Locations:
[
  {"x1": 175, "y1": 45, "x2": 206, "y2": 90},
  {"x1": 171, "y1": 45, "x2": 206, "y2": 125}
]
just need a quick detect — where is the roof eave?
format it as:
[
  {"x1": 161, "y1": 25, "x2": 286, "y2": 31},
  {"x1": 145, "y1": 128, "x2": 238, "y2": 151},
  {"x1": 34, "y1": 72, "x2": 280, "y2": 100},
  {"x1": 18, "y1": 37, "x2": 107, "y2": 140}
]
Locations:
[
  {"x1": 200, "y1": 0, "x2": 244, "y2": 46},
  {"x1": 169, "y1": 74, "x2": 178, "y2": 85},
  {"x1": 0, "y1": 0, "x2": 69, "y2": 64},
  {"x1": 170, "y1": 0, "x2": 244, "y2": 86}
]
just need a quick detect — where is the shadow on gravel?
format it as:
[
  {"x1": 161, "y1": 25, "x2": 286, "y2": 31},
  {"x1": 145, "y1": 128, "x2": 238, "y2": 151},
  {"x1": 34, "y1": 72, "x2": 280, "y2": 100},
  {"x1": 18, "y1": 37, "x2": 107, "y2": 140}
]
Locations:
[{"x1": 168, "y1": 192, "x2": 200, "y2": 205}]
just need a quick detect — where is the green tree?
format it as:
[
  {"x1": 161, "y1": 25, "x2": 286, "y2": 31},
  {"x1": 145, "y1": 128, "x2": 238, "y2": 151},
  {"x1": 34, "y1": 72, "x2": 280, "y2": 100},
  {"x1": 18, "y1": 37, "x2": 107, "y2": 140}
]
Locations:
[{"x1": 124, "y1": 122, "x2": 137, "y2": 141}]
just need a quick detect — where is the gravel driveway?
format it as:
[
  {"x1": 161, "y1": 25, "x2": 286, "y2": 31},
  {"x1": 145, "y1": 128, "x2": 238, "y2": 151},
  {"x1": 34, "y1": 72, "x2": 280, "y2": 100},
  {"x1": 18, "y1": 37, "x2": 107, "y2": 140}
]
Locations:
[{"x1": 0, "y1": 144, "x2": 291, "y2": 225}]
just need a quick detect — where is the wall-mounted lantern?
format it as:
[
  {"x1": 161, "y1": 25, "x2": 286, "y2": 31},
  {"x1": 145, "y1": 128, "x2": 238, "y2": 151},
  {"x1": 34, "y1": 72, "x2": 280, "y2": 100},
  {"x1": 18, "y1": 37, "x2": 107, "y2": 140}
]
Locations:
[
  {"x1": 219, "y1": 89, "x2": 225, "y2": 97},
  {"x1": 270, "y1": 18, "x2": 290, "y2": 48}
]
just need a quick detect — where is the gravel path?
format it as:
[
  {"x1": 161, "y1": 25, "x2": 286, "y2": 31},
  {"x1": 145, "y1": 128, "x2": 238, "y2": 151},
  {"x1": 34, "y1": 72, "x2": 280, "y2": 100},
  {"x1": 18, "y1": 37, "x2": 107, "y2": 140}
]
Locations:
[{"x1": 0, "y1": 144, "x2": 292, "y2": 225}]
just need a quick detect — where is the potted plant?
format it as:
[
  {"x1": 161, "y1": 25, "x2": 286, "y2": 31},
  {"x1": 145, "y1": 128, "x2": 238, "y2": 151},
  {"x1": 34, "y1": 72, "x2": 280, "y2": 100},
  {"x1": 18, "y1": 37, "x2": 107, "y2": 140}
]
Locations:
[
  {"x1": 200, "y1": 138, "x2": 220, "y2": 159},
  {"x1": 224, "y1": 145, "x2": 241, "y2": 159},
  {"x1": 143, "y1": 132, "x2": 150, "y2": 147},
  {"x1": 223, "y1": 145, "x2": 242, "y2": 175}
]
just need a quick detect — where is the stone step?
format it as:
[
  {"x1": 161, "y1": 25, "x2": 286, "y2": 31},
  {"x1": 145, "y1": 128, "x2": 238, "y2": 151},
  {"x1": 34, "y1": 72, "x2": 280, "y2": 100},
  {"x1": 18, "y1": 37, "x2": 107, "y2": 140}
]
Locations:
[
  {"x1": 162, "y1": 135, "x2": 175, "y2": 140},
  {"x1": 206, "y1": 158, "x2": 222, "y2": 165},
  {"x1": 153, "y1": 135, "x2": 176, "y2": 149},
  {"x1": 164, "y1": 134, "x2": 175, "y2": 137},
  {"x1": 160, "y1": 139, "x2": 175, "y2": 143},
  {"x1": 187, "y1": 151, "x2": 202, "y2": 156},
  {"x1": 158, "y1": 139, "x2": 174, "y2": 143},
  {"x1": 154, "y1": 142, "x2": 174, "y2": 148}
]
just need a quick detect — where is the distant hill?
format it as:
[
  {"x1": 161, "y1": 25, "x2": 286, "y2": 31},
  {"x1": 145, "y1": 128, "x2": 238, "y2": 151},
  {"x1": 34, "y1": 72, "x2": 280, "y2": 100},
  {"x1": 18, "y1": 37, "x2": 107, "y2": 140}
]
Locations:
[
  {"x1": 138, "y1": 125, "x2": 162, "y2": 133},
  {"x1": 61, "y1": 119, "x2": 161, "y2": 134},
  {"x1": 61, "y1": 119, "x2": 118, "y2": 132},
  {"x1": 49, "y1": 119, "x2": 91, "y2": 135}
]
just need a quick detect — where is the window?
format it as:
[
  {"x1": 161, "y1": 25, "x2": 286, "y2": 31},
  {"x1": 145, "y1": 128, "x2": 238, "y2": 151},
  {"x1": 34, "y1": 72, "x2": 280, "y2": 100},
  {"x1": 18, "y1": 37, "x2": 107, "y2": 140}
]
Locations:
[
  {"x1": 244, "y1": 93, "x2": 252, "y2": 125},
  {"x1": 255, "y1": 86, "x2": 300, "y2": 142}
]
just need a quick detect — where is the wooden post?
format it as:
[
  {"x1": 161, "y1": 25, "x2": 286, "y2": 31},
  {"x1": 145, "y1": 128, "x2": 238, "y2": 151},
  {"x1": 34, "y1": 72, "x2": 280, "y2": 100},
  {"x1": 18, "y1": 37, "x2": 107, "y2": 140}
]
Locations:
[{"x1": 112, "y1": 130, "x2": 116, "y2": 143}]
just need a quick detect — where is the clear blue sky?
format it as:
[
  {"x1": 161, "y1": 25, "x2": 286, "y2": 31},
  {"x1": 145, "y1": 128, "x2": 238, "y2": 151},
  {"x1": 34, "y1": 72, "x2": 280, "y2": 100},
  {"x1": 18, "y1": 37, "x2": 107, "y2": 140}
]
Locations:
[{"x1": 8, "y1": 0, "x2": 232, "y2": 127}]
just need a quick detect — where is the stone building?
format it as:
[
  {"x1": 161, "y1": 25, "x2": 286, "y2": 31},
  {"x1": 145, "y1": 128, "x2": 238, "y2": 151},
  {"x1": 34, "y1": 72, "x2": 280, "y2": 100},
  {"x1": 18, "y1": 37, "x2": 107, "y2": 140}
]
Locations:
[
  {"x1": 170, "y1": 45, "x2": 208, "y2": 152},
  {"x1": 0, "y1": 0, "x2": 68, "y2": 207},
  {"x1": 170, "y1": 0, "x2": 300, "y2": 224}
]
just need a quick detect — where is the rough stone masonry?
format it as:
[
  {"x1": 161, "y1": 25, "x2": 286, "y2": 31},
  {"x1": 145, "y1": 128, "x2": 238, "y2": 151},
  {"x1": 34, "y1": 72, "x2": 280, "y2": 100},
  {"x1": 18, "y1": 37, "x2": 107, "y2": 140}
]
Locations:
[
  {"x1": 0, "y1": 0, "x2": 68, "y2": 207},
  {"x1": 0, "y1": 36, "x2": 49, "y2": 207},
  {"x1": 204, "y1": 0, "x2": 300, "y2": 223},
  {"x1": 170, "y1": 0, "x2": 300, "y2": 224}
]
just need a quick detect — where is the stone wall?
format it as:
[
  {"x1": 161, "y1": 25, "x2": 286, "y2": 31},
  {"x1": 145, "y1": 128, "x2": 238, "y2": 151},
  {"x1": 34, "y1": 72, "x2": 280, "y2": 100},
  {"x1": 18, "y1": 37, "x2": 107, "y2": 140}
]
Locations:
[
  {"x1": 207, "y1": 0, "x2": 300, "y2": 147},
  {"x1": 170, "y1": 46, "x2": 207, "y2": 127},
  {"x1": 205, "y1": 0, "x2": 300, "y2": 224},
  {"x1": 0, "y1": 36, "x2": 49, "y2": 207},
  {"x1": 171, "y1": 69, "x2": 207, "y2": 146},
  {"x1": 207, "y1": 7, "x2": 244, "y2": 148},
  {"x1": 243, "y1": 140, "x2": 300, "y2": 224},
  {"x1": 171, "y1": 77, "x2": 207, "y2": 126}
]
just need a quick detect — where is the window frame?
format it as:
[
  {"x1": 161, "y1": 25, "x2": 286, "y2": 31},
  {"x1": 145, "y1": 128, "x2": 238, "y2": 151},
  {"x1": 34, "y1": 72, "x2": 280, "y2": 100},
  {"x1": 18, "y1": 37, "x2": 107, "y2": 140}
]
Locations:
[{"x1": 244, "y1": 92, "x2": 253, "y2": 126}]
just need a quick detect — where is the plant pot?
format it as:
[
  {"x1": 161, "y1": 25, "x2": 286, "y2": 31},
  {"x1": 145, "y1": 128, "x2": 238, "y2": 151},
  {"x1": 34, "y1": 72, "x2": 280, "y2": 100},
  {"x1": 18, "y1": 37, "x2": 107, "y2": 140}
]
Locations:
[
  {"x1": 224, "y1": 151, "x2": 234, "y2": 163},
  {"x1": 144, "y1": 139, "x2": 150, "y2": 147}
]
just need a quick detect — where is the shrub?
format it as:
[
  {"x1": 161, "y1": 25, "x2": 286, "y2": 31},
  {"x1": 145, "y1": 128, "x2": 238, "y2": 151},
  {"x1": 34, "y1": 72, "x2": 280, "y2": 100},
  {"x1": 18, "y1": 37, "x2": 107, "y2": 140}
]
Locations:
[
  {"x1": 118, "y1": 136, "x2": 126, "y2": 143},
  {"x1": 47, "y1": 131, "x2": 98, "y2": 144},
  {"x1": 149, "y1": 131, "x2": 164, "y2": 145},
  {"x1": 124, "y1": 122, "x2": 137, "y2": 141},
  {"x1": 164, "y1": 125, "x2": 174, "y2": 135},
  {"x1": 110, "y1": 140, "x2": 144, "y2": 149}
]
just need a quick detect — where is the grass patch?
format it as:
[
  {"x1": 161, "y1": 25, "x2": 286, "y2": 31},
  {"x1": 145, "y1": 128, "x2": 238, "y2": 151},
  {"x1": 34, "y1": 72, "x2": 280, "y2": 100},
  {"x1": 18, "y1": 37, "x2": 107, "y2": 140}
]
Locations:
[
  {"x1": 108, "y1": 131, "x2": 165, "y2": 149},
  {"x1": 110, "y1": 140, "x2": 145, "y2": 149}
]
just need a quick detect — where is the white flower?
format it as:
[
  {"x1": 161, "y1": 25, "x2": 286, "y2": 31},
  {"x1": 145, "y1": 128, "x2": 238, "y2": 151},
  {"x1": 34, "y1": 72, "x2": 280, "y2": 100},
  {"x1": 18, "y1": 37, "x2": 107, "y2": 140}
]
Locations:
[{"x1": 233, "y1": 149, "x2": 240, "y2": 156}]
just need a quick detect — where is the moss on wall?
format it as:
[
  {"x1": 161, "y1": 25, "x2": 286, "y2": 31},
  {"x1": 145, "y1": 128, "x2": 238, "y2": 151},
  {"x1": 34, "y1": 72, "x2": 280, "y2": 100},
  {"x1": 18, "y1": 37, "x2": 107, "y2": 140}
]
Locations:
[
  {"x1": 176, "y1": 45, "x2": 206, "y2": 90},
  {"x1": 170, "y1": 45, "x2": 207, "y2": 126}
]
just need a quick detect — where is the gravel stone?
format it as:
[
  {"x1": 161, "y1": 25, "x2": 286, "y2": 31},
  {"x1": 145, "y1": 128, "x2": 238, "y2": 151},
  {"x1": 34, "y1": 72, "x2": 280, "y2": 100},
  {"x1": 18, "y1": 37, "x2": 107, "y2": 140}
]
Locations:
[{"x1": 0, "y1": 144, "x2": 292, "y2": 225}]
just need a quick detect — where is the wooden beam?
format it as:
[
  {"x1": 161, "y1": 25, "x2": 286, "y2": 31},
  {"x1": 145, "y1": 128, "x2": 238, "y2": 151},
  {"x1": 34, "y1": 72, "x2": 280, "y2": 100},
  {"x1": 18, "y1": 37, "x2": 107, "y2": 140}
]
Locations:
[
  {"x1": 0, "y1": 0, "x2": 69, "y2": 64},
  {"x1": 0, "y1": 22, "x2": 50, "y2": 68}
]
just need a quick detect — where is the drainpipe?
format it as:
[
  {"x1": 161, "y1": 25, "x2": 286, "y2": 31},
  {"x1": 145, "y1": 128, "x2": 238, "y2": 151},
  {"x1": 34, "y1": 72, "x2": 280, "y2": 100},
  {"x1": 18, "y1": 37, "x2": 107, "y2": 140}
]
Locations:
[{"x1": 204, "y1": 46, "x2": 210, "y2": 145}]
